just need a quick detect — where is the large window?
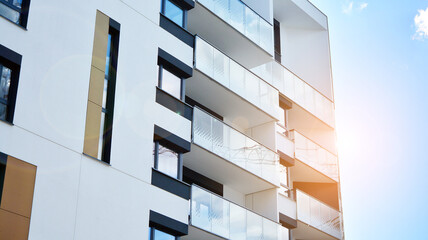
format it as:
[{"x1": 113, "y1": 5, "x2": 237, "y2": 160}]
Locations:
[
  {"x1": 158, "y1": 65, "x2": 183, "y2": 100},
  {"x1": 161, "y1": 0, "x2": 186, "y2": 28},
  {"x1": 98, "y1": 24, "x2": 119, "y2": 163},
  {"x1": 0, "y1": 0, "x2": 30, "y2": 27},
  {"x1": 149, "y1": 227, "x2": 178, "y2": 240},
  {"x1": 153, "y1": 141, "x2": 181, "y2": 179},
  {"x1": 0, "y1": 44, "x2": 21, "y2": 124}
]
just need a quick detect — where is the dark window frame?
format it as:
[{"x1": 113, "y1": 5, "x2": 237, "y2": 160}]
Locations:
[
  {"x1": 160, "y1": 0, "x2": 187, "y2": 29},
  {"x1": 0, "y1": 44, "x2": 21, "y2": 124},
  {"x1": 153, "y1": 141, "x2": 183, "y2": 180},
  {"x1": 0, "y1": 0, "x2": 31, "y2": 28},
  {"x1": 99, "y1": 19, "x2": 120, "y2": 164},
  {"x1": 274, "y1": 19, "x2": 281, "y2": 63},
  {"x1": 157, "y1": 64, "x2": 185, "y2": 101}
]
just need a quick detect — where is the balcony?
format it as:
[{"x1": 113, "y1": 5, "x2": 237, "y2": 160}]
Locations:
[
  {"x1": 276, "y1": 124, "x2": 295, "y2": 165},
  {"x1": 290, "y1": 131, "x2": 338, "y2": 182},
  {"x1": 188, "y1": 0, "x2": 274, "y2": 68},
  {"x1": 186, "y1": 37, "x2": 281, "y2": 129},
  {"x1": 185, "y1": 185, "x2": 286, "y2": 240},
  {"x1": 253, "y1": 61, "x2": 335, "y2": 128},
  {"x1": 183, "y1": 107, "x2": 280, "y2": 194},
  {"x1": 294, "y1": 190, "x2": 342, "y2": 239}
]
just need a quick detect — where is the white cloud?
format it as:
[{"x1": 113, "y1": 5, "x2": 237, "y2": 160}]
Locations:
[
  {"x1": 413, "y1": 7, "x2": 428, "y2": 40},
  {"x1": 359, "y1": 3, "x2": 368, "y2": 10},
  {"x1": 342, "y1": 2, "x2": 354, "y2": 14}
]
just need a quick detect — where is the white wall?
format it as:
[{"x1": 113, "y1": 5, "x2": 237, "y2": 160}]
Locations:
[
  {"x1": 281, "y1": 26, "x2": 333, "y2": 101},
  {"x1": 245, "y1": 188, "x2": 278, "y2": 222},
  {"x1": 223, "y1": 185, "x2": 246, "y2": 206},
  {"x1": 0, "y1": 0, "x2": 193, "y2": 239}
]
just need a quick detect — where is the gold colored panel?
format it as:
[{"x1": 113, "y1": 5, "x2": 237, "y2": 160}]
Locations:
[
  {"x1": 83, "y1": 101, "x2": 102, "y2": 158},
  {"x1": 1, "y1": 157, "x2": 36, "y2": 218},
  {"x1": 0, "y1": 209, "x2": 30, "y2": 240},
  {"x1": 91, "y1": 10, "x2": 109, "y2": 71},
  {"x1": 88, "y1": 66, "x2": 105, "y2": 107}
]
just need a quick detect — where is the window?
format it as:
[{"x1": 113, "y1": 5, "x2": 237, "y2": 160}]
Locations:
[
  {"x1": 83, "y1": 11, "x2": 120, "y2": 164},
  {"x1": 158, "y1": 65, "x2": 183, "y2": 100},
  {"x1": 0, "y1": 0, "x2": 30, "y2": 28},
  {"x1": 98, "y1": 25, "x2": 119, "y2": 162},
  {"x1": 274, "y1": 19, "x2": 281, "y2": 63},
  {"x1": 161, "y1": 0, "x2": 186, "y2": 28},
  {"x1": 0, "y1": 44, "x2": 21, "y2": 124},
  {"x1": 149, "y1": 227, "x2": 178, "y2": 240},
  {"x1": 153, "y1": 141, "x2": 181, "y2": 179}
]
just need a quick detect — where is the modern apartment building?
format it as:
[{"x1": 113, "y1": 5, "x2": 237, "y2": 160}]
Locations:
[{"x1": 0, "y1": 0, "x2": 343, "y2": 239}]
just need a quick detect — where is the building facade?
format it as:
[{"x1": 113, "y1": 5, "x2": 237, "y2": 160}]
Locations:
[{"x1": 0, "y1": 0, "x2": 343, "y2": 239}]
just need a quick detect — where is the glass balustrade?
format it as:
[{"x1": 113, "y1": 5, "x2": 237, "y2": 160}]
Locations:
[
  {"x1": 292, "y1": 130, "x2": 338, "y2": 181},
  {"x1": 252, "y1": 61, "x2": 335, "y2": 127},
  {"x1": 296, "y1": 190, "x2": 342, "y2": 239},
  {"x1": 195, "y1": 36, "x2": 280, "y2": 119},
  {"x1": 191, "y1": 185, "x2": 283, "y2": 240},
  {"x1": 196, "y1": 0, "x2": 273, "y2": 54},
  {"x1": 193, "y1": 107, "x2": 280, "y2": 185}
]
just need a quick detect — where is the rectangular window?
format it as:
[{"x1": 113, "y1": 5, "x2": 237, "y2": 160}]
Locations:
[
  {"x1": 0, "y1": 0, "x2": 30, "y2": 28},
  {"x1": 153, "y1": 141, "x2": 180, "y2": 179},
  {"x1": 83, "y1": 11, "x2": 120, "y2": 164},
  {"x1": 158, "y1": 65, "x2": 183, "y2": 100},
  {"x1": 0, "y1": 44, "x2": 21, "y2": 124},
  {"x1": 98, "y1": 25, "x2": 119, "y2": 162},
  {"x1": 274, "y1": 19, "x2": 281, "y2": 63},
  {"x1": 149, "y1": 227, "x2": 178, "y2": 240},
  {"x1": 161, "y1": 0, "x2": 186, "y2": 28}
]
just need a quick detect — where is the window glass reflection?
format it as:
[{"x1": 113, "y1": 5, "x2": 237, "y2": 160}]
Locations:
[
  {"x1": 0, "y1": 3, "x2": 20, "y2": 24},
  {"x1": 154, "y1": 229, "x2": 176, "y2": 240},
  {"x1": 163, "y1": 0, "x2": 184, "y2": 27},
  {"x1": 157, "y1": 144, "x2": 178, "y2": 178},
  {"x1": 0, "y1": 65, "x2": 11, "y2": 101},
  {"x1": 160, "y1": 67, "x2": 182, "y2": 100}
]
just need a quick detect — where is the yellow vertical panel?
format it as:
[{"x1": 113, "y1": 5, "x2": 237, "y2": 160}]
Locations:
[
  {"x1": 0, "y1": 209, "x2": 30, "y2": 240},
  {"x1": 88, "y1": 66, "x2": 105, "y2": 107},
  {"x1": 91, "y1": 10, "x2": 109, "y2": 71},
  {"x1": 0, "y1": 157, "x2": 36, "y2": 218},
  {"x1": 83, "y1": 101, "x2": 103, "y2": 158}
]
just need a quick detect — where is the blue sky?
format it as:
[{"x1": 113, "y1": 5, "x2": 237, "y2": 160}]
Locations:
[{"x1": 310, "y1": 0, "x2": 428, "y2": 239}]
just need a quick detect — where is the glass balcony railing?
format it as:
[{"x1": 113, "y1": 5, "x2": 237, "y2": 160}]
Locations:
[
  {"x1": 196, "y1": 0, "x2": 274, "y2": 55},
  {"x1": 253, "y1": 61, "x2": 335, "y2": 127},
  {"x1": 191, "y1": 185, "x2": 283, "y2": 239},
  {"x1": 193, "y1": 107, "x2": 280, "y2": 185},
  {"x1": 292, "y1": 130, "x2": 338, "y2": 182},
  {"x1": 296, "y1": 190, "x2": 342, "y2": 239},
  {"x1": 195, "y1": 36, "x2": 280, "y2": 119}
]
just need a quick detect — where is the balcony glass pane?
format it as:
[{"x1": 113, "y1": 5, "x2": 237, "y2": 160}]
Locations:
[
  {"x1": 229, "y1": 61, "x2": 246, "y2": 97},
  {"x1": 193, "y1": 108, "x2": 280, "y2": 185},
  {"x1": 263, "y1": 218, "x2": 279, "y2": 240},
  {"x1": 245, "y1": 137, "x2": 262, "y2": 176},
  {"x1": 191, "y1": 186, "x2": 212, "y2": 231},
  {"x1": 304, "y1": 84, "x2": 315, "y2": 113},
  {"x1": 193, "y1": 107, "x2": 213, "y2": 151},
  {"x1": 245, "y1": 71, "x2": 260, "y2": 107},
  {"x1": 296, "y1": 190, "x2": 342, "y2": 239},
  {"x1": 211, "y1": 194, "x2": 230, "y2": 237},
  {"x1": 293, "y1": 131, "x2": 338, "y2": 181},
  {"x1": 245, "y1": 7, "x2": 260, "y2": 44},
  {"x1": 260, "y1": 19, "x2": 273, "y2": 54},
  {"x1": 229, "y1": 203, "x2": 246, "y2": 240},
  {"x1": 229, "y1": 127, "x2": 247, "y2": 169},
  {"x1": 229, "y1": 0, "x2": 245, "y2": 33},
  {"x1": 212, "y1": 117, "x2": 230, "y2": 159},
  {"x1": 195, "y1": 38, "x2": 214, "y2": 77},
  {"x1": 246, "y1": 211, "x2": 263, "y2": 240},
  {"x1": 213, "y1": 47, "x2": 230, "y2": 87},
  {"x1": 214, "y1": 0, "x2": 229, "y2": 22}
]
